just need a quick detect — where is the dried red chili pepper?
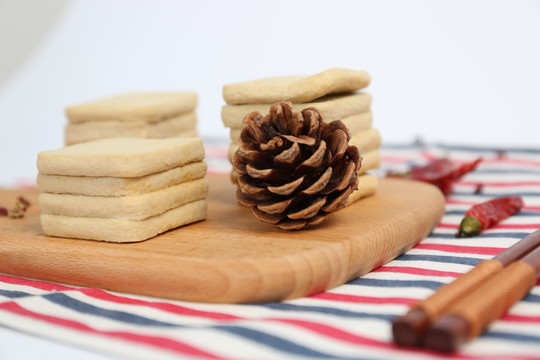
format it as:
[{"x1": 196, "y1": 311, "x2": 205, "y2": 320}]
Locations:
[
  {"x1": 387, "y1": 157, "x2": 482, "y2": 196},
  {"x1": 456, "y1": 196, "x2": 524, "y2": 237}
]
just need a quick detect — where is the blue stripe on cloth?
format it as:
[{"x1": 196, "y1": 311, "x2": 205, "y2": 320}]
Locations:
[
  {"x1": 348, "y1": 279, "x2": 540, "y2": 304},
  {"x1": 395, "y1": 254, "x2": 482, "y2": 266},
  {"x1": 380, "y1": 144, "x2": 427, "y2": 150},
  {"x1": 444, "y1": 210, "x2": 539, "y2": 217},
  {"x1": 262, "y1": 303, "x2": 395, "y2": 322},
  {"x1": 44, "y1": 293, "x2": 178, "y2": 327},
  {"x1": 434, "y1": 143, "x2": 540, "y2": 154},
  {"x1": 427, "y1": 231, "x2": 530, "y2": 240},
  {"x1": 347, "y1": 278, "x2": 445, "y2": 290},
  {"x1": 215, "y1": 325, "x2": 380, "y2": 360},
  {"x1": 43, "y1": 292, "x2": 392, "y2": 326},
  {"x1": 523, "y1": 293, "x2": 540, "y2": 303},
  {"x1": 452, "y1": 190, "x2": 540, "y2": 197},
  {"x1": 0, "y1": 289, "x2": 32, "y2": 299},
  {"x1": 483, "y1": 331, "x2": 540, "y2": 344}
]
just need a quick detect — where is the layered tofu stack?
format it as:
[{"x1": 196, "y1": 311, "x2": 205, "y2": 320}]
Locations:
[
  {"x1": 64, "y1": 92, "x2": 198, "y2": 146},
  {"x1": 221, "y1": 68, "x2": 381, "y2": 204},
  {"x1": 36, "y1": 137, "x2": 208, "y2": 242}
]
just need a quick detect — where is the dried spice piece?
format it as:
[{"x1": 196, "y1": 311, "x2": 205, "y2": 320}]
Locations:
[
  {"x1": 456, "y1": 196, "x2": 524, "y2": 237},
  {"x1": 8, "y1": 206, "x2": 25, "y2": 219},
  {"x1": 387, "y1": 157, "x2": 482, "y2": 196},
  {"x1": 496, "y1": 149, "x2": 507, "y2": 159},
  {"x1": 233, "y1": 101, "x2": 362, "y2": 230},
  {"x1": 474, "y1": 183, "x2": 484, "y2": 194},
  {"x1": 17, "y1": 196, "x2": 30, "y2": 210},
  {"x1": 1, "y1": 196, "x2": 31, "y2": 219}
]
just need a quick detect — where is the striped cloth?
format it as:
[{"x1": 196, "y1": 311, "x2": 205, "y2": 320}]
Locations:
[{"x1": 1, "y1": 142, "x2": 540, "y2": 360}]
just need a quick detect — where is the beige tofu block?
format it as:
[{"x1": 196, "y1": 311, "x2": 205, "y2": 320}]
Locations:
[
  {"x1": 37, "y1": 161, "x2": 207, "y2": 196},
  {"x1": 359, "y1": 149, "x2": 381, "y2": 174},
  {"x1": 222, "y1": 93, "x2": 372, "y2": 129},
  {"x1": 229, "y1": 111, "x2": 373, "y2": 143},
  {"x1": 37, "y1": 137, "x2": 204, "y2": 177},
  {"x1": 346, "y1": 173, "x2": 378, "y2": 205},
  {"x1": 223, "y1": 68, "x2": 371, "y2": 105},
  {"x1": 173, "y1": 129, "x2": 198, "y2": 138},
  {"x1": 64, "y1": 112, "x2": 197, "y2": 146},
  {"x1": 349, "y1": 128, "x2": 382, "y2": 154},
  {"x1": 40, "y1": 178, "x2": 207, "y2": 220},
  {"x1": 40, "y1": 199, "x2": 207, "y2": 242},
  {"x1": 147, "y1": 112, "x2": 196, "y2": 138},
  {"x1": 66, "y1": 92, "x2": 197, "y2": 124}
]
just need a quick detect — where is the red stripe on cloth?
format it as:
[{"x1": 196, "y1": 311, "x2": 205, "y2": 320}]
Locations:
[
  {"x1": 206, "y1": 168, "x2": 231, "y2": 175},
  {"x1": 0, "y1": 274, "x2": 73, "y2": 292},
  {"x1": 438, "y1": 223, "x2": 540, "y2": 230},
  {"x1": 204, "y1": 147, "x2": 229, "y2": 158},
  {"x1": 420, "y1": 151, "x2": 438, "y2": 162},
  {"x1": 0, "y1": 301, "x2": 226, "y2": 360},
  {"x1": 272, "y1": 318, "x2": 395, "y2": 349},
  {"x1": 446, "y1": 199, "x2": 540, "y2": 212},
  {"x1": 309, "y1": 292, "x2": 417, "y2": 305},
  {"x1": 380, "y1": 155, "x2": 415, "y2": 163},
  {"x1": 502, "y1": 314, "x2": 540, "y2": 323},
  {"x1": 373, "y1": 266, "x2": 462, "y2": 278},
  {"x1": 414, "y1": 243, "x2": 504, "y2": 256},
  {"x1": 0, "y1": 274, "x2": 241, "y2": 321},
  {"x1": 445, "y1": 199, "x2": 479, "y2": 206},
  {"x1": 457, "y1": 180, "x2": 540, "y2": 187},
  {"x1": 482, "y1": 158, "x2": 540, "y2": 167}
]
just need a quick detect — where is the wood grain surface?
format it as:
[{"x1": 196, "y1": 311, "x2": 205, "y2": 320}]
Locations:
[{"x1": 0, "y1": 175, "x2": 445, "y2": 303}]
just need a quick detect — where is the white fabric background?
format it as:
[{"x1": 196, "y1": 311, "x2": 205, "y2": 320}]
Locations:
[{"x1": 0, "y1": 0, "x2": 539, "y2": 185}]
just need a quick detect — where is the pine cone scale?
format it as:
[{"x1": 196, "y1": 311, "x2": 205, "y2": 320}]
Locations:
[
  {"x1": 274, "y1": 142, "x2": 302, "y2": 168},
  {"x1": 327, "y1": 129, "x2": 348, "y2": 161},
  {"x1": 301, "y1": 167, "x2": 332, "y2": 195},
  {"x1": 257, "y1": 197, "x2": 294, "y2": 214},
  {"x1": 287, "y1": 197, "x2": 326, "y2": 219},
  {"x1": 253, "y1": 207, "x2": 285, "y2": 224},
  {"x1": 321, "y1": 185, "x2": 355, "y2": 213},
  {"x1": 295, "y1": 140, "x2": 327, "y2": 173},
  {"x1": 267, "y1": 176, "x2": 305, "y2": 195},
  {"x1": 281, "y1": 134, "x2": 316, "y2": 146},
  {"x1": 237, "y1": 175, "x2": 269, "y2": 195}
]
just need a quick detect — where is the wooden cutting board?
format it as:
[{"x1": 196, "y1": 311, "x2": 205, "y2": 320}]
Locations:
[{"x1": 0, "y1": 175, "x2": 445, "y2": 303}]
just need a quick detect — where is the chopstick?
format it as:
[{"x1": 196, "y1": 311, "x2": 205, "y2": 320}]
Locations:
[
  {"x1": 392, "y1": 229, "x2": 540, "y2": 348},
  {"x1": 424, "y1": 242, "x2": 540, "y2": 352}
]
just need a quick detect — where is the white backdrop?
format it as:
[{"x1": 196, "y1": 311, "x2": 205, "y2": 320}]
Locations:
[{"x1": 1, "y1": 0, "x2": 540, "y2": 185}]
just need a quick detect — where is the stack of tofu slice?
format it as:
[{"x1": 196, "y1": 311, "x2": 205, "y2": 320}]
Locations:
[
  {"x1": 64, "y1": 92, "x2": 199, "y2": 146},
  {"x1": 36, "y1": 137, "x2": 208, "y2": 242},
  {"x1": 221, "y1": 68, "x2": 381, "y2": 205}
]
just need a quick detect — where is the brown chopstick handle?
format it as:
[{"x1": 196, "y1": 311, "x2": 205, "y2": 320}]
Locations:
[
  {"x1": 392, "y1": 259, "x2": 503, "y2": 346},
  {"x1": 425, "y1": 261, "x2": 537, "y2": 353}
]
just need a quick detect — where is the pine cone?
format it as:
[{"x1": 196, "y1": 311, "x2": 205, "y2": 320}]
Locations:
[{"x1": 233, "y1": 101, "x2": 362, "y2": 230}]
